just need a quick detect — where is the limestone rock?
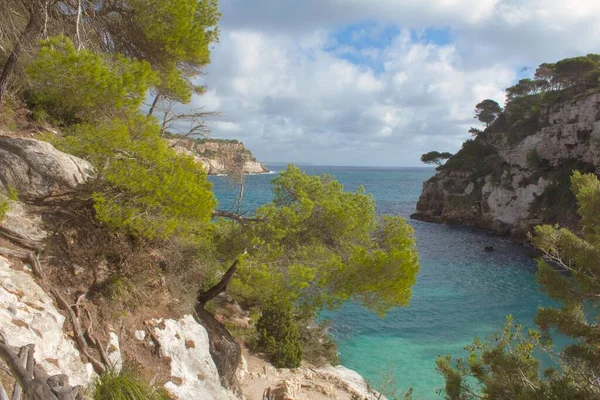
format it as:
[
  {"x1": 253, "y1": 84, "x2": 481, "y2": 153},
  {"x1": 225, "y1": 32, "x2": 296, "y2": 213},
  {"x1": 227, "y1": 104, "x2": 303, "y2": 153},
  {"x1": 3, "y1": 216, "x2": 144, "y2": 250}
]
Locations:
[
  {"x1": 107, "y1": 331, "x2": 123, "y2": 371},
  {"x1": 167, "y1": 137, "x2": 269, "y2": 175},
  {"x1": 0, "y1": 136, "x2": 93, "y2": 201},
  {"x1": 2, "y1": 200, "x2": 47, "y2": 241},
  {"x1": 412, "y1": 89, "x2": 600, "y2": 239},
  {"x1": 150, "y1": 315, "x2": 238, "y2": 400},
  {"x1": 0, "y1": 256, "x2": 95, "y2": 387}
]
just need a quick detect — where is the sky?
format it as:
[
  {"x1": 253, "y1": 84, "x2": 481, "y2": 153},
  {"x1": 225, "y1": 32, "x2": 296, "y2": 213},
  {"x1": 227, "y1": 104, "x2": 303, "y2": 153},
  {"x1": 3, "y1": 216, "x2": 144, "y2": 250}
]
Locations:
[{"x1": 193, "y1": 0, "x2": 600, "y2": 167}]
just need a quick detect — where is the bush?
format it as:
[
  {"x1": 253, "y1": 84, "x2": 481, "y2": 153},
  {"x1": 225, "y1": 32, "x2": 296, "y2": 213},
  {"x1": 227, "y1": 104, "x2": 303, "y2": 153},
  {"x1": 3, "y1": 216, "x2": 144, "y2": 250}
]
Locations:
[
  {"x1": 443, "y1": 139, "x2": 497, "y2": 181},
  {"x1": 55, "y1": 114, "x2": 215, "y2": 239},
  {"x1": 92, "y1": 365, "x2": 172, "y2": 400},
  {"x1": 298, "y1": 319, "x2": 338, "y2": 367},
  {"x1": 0, "y1": 186, "x2": 18, "y2": 221},
  {"x1": 26, "y1": 36, "x2": 157, "y2": 125},
  {"x1": 526, "y1": 148, "x2": 542, "y2": 170},
  {"x1": 256, "y1": 302, "x2": 303, "y2": 368}
]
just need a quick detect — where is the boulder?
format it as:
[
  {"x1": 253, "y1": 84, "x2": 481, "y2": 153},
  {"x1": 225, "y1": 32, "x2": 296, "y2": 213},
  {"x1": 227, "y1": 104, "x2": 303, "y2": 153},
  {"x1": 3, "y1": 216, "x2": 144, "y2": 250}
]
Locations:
[
  {"x1": 150, "y1": 315, "x2": 238, "y2": 400},
  {"x1": 0, "y1": 256, "x2": 95, "y2": 387},
  {"x1": 0, "y1": 137, "x2": 93, "y2": 201}
]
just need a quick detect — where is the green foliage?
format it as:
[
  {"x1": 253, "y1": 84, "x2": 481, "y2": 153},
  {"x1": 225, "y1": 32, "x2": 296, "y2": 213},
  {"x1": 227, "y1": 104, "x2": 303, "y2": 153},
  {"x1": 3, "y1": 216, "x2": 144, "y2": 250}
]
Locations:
[
  {"x1": 474, "y1": 99, "x2": 502, "y2": 127},
  {"x1": 443, "y1": 140, "x2": 497, "y2": 180},
  {"x1": 256, "y1": 302, "x2": 303, "y2": 369},
  {"x1": 502, "y1": 54, "x2": 600, "y2": 132},
  {"x1": 504, "y1": 93, "x2": 543, "y2": 128},
  {"x1": 420, "y1": 151, "x2": 453, "y2": 167},
  {"x1": 56, "y1": 114, "x2": 215, "y2": 239},
  {"x1": 436, "y1": 316, "x2": 549, "y2": 400},
  {"x1": 130, "y1": 0, "x2": 220, "y2": 102},
  {"x1": 92, "y1": 365, "x2": 172, "y2": 400},
  {"x1": 0, "y1": 186, "x2": 18, "y2": 221},
  {"x1": 230, "y1": 165, "x2": 419, "y2": 316},
  {"x1": 26, "y1": 36, "x2": 157, "y2": 124},
  {"x1": 1, "y1": 0, "x2": 220, "y2": 108},
  {"x1": 468, "y1": 127, "x2": 482, "y2": 137},
  {"x1": 526, "y1": 149, "x2": 542, "y2": 170},
  {"x1": 438, "y1": 171, "x2": 600, "y2": 399}
]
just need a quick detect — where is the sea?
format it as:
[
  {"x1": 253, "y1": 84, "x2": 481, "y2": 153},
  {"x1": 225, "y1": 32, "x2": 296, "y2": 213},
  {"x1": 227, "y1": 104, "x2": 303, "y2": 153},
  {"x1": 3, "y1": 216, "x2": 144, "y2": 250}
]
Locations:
[{"x1": 209, "y1": 165, "x2": 558, "y2": 400}]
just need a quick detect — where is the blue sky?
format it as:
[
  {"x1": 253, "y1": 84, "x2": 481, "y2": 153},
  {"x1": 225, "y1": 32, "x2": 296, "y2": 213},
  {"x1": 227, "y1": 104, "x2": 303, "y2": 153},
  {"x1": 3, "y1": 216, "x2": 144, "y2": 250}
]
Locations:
[{"x1": 192, "y1": 0, "x2": 600, "y2": 166}]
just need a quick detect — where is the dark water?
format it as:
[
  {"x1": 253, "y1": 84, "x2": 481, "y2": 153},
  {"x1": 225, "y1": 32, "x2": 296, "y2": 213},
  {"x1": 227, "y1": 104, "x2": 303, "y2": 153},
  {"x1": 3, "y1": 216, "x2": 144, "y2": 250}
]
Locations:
[{"x1": 209, "y1": 166, "x2": 556, "y2": 399}]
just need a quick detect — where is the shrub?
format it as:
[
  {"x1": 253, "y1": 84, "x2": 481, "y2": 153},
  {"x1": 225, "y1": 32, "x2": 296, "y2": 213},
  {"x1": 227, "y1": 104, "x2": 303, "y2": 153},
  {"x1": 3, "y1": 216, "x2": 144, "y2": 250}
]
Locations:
[
  {"x1": 92, "y1": 365, "x2": 172, "y2": 400},
  {"x1": 526, "y1": 148, "x2": 542, "y2": 170},
  {"x1": 443, "y1": 140, "x2": 497, "y2": 182},
  {"x1": 256, "y1": 302, "x2": 303, "y2": 368},
  {"x1": 26, "y1": 36, "x2": 157, "y2": 125},
  {"x1": 298, "y1": 319, "x2": 338, "y2": 367},
  {"x1": 55, "y1": 114, "x2": 215, "y2": 239},
  {"x1": 0, "y1": 186, "x2": 18, "y2": 221}
]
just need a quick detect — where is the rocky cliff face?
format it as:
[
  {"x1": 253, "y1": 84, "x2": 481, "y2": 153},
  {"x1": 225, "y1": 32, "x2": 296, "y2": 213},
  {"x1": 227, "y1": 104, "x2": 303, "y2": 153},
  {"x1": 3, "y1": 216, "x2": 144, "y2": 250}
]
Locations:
[
  {"x1": 412, "y1": 89, "x2": 600, "y2": 240},
  {"x1": 168, "y1": 137, "x2": 269, "y2": 175}
]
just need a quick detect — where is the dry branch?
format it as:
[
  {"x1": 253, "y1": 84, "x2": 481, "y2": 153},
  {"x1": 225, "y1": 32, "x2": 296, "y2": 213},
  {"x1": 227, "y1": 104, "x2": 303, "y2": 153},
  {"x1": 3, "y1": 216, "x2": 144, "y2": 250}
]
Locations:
[
  {"x1": 197, "y1": 259, "x2": 239, "y2": 307},
  {"x1": 212, "y1": 210, "x2": 262, "y2": 225},
  {"x1": 11, "y1": 345, "x2": 28, "y2": 400},
  {"x1": 0, "y1": 333, "x2": 87, "y2": 400}
]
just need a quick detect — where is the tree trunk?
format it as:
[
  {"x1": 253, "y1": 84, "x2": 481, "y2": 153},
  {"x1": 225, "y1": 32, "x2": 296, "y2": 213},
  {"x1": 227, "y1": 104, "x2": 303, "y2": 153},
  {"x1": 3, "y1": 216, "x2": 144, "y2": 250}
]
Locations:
[
  {"x1": 147, "y1": 92, "x2": 161, "y2": 116},
  {"x1": 197, "y1": 259, "x2": 239, "y2": 307},
  {"x1": 0, "y1": 6, "x2": 42, "y2": 111}
]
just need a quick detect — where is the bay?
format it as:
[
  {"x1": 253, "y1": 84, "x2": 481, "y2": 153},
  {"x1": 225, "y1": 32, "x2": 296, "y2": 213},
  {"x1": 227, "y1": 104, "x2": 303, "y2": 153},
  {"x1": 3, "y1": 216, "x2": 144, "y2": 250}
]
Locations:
[{"x1": 209, "y1": 165, "x2": 557, "y2": 399}]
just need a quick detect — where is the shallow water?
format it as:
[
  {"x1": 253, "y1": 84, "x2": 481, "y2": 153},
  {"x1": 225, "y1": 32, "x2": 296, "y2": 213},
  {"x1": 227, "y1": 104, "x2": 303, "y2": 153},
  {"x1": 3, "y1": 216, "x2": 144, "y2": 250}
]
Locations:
[{"x1": 209, "y1": 166, "x2": 556, "y2": 399}]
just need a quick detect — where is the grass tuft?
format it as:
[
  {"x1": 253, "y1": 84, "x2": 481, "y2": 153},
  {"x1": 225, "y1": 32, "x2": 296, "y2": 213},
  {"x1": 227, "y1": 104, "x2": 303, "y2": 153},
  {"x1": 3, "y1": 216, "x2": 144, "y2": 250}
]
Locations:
[{"x1": 92, "y1": 365, "x2": 172, "y2": 400}]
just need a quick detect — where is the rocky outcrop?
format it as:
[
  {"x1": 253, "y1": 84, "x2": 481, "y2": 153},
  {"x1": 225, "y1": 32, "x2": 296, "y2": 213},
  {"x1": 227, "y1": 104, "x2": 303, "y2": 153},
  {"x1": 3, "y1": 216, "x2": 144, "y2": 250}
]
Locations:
[
  {"x1": 0, "y1": 256, "x2": 95, "y2": 387},
  {"x1": 0, "y1": 137, "x2": 94, "y2": 242},
  {"x1": 241, "y1": 350, "x2": 386, "y2": 400},
  {"x1": 412, "y1": 89, "x2": 600, "y2": 239},
  {"x1": 148, "y1": 315, "x2": 239, "y2": 400},
  {"x1": 167, "y1": 137, "x2": 268, "y2": 175},
  {"x1": 0, "y1": 137, "x2": 93, "y2": 201}
]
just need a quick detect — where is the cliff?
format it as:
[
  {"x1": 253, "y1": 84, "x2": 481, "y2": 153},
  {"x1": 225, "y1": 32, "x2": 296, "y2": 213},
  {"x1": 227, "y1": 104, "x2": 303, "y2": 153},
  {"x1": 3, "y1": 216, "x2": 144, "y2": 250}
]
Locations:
[
  {"x1": 168, "y1": 137, "x2": 269, "y2": 175},
  {"x1": 412, "y1": 88, "x2": 600, "y2": 240}
]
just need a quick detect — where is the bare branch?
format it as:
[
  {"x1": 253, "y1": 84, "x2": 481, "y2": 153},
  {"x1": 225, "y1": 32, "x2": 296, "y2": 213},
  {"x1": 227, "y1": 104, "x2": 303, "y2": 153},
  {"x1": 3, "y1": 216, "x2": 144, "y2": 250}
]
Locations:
[{"x1": 212, "y1": 210, "x2": 261, "y2": 225}]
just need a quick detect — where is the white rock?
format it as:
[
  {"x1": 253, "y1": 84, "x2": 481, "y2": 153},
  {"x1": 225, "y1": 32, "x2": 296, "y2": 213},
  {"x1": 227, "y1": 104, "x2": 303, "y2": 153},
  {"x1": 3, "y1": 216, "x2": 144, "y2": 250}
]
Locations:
[
  {"x1": 317, "y1": 365, "x2": 387, "y2": 400},
  {"x1": 483, "y1": 177, "x2": 549, "y2": 225},
  {"x1": 236, "y1": 355, "x2": 248, "y2": 383},
  {"x1": 0, "y1": 136, "x2": 93, "y2": 200},
  {"x1": 2, "y1": 200, "x2": 47, "y2": 241},
  {"x1": 0, "y1": 256, "x2": 95, "y2": 386},
  {"x1": 151, "y1": 315, "x2": 238, "y2": 400},
  {"x1": 107, "y1": 331, "x2": 123, "y2": 371},
  {"x1": 464, "y1": 182, "x2": 475, "y2": 196},
  {"x1": 135, "y1": 330, "x2": 147, "y2": 341}
]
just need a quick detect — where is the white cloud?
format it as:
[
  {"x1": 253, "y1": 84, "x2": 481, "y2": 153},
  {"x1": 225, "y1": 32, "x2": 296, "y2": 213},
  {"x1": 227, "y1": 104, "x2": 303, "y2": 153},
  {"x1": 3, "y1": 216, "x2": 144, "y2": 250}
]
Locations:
[{"x1": 189, "y1": 0, "x2": 600, "y2": 166}]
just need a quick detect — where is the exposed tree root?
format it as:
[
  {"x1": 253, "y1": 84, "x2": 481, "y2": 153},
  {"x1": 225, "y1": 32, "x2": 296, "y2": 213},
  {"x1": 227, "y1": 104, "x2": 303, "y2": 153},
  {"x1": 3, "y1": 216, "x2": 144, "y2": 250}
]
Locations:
[{"x1": 51, "y1": 289, "x2": 107, "y2": 375}]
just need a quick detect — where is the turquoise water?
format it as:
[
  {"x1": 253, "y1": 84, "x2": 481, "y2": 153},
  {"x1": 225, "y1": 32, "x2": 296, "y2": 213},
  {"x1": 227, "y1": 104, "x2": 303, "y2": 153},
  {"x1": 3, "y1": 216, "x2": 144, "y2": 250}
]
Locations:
[{"x1": 209, "y1": 166, "x2": 557, "y2": 399}]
